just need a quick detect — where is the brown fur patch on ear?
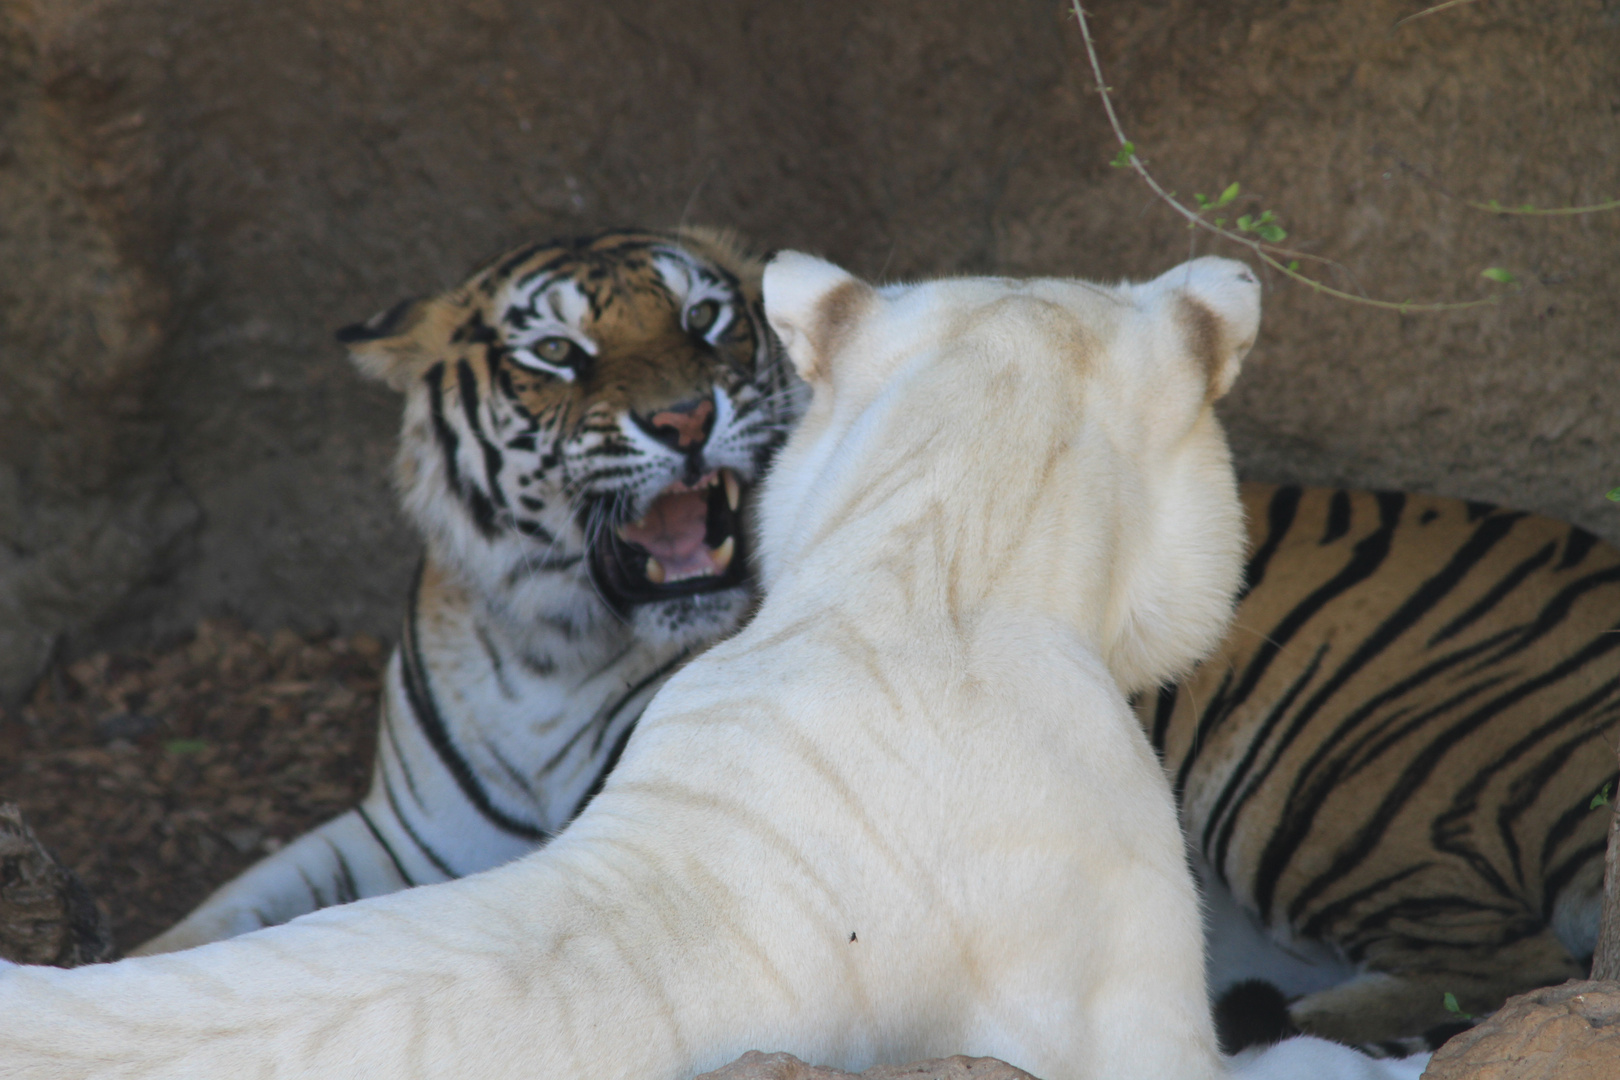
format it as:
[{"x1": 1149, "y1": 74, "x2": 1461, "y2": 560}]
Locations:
[
  {"x1": 1176, "y1": 294, "x2": 1228, "y2": 401},
  {"x1": 808, "y1": 280, "x2": 874, "y2": 380}
]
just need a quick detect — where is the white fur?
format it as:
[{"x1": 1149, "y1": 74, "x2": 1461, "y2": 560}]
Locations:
[{"x1": 0, "y1": 254, "x2": 1259, "y2": 1080}]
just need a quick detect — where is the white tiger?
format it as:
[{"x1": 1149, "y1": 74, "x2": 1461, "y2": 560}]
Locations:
[
  {"x1": 0, "y1": 252, "x2": 1261, "y2": 1079},
  {"x1": 137, "y1": 229, "x2": 801, "y2": 955}
]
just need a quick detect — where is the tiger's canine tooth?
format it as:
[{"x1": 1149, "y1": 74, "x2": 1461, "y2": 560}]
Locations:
[
  {"x1": 645, "y1": 557, "x2": 667, "y2": 585},
  {"x1": 711, "y1": 535, "x2": 735, "y2": 573},
  {"x1": 723, "y1": 470, "x2": 740, "y2": 512}
]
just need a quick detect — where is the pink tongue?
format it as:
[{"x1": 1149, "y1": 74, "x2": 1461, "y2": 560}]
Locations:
[{"x1": 618, "y1": 489, "x2": 717, "y2": 579}]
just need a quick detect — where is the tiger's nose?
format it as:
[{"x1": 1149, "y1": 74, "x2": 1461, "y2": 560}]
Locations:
[{"x1": 637, "y1": 397, "x2": 716, "y2": 452}]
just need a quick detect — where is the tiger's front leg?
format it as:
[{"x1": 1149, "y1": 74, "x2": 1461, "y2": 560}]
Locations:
[
  {"x1": 1287, "y1": 927, "x2": 1585, "y2": 1044},
  {"x1": 131, "y1": 806, "x2": 442, "y2": 955},
  {"x1": 135, "y1": 644, "x2": 550, "y2": 954}
]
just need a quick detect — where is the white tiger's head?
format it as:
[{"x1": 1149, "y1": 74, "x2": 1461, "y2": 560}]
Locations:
[
  {"x1": 758, "y1": 252, "x2": 1262, "y2": 695},
  {"x1": 342, "y1": 228, "x2": 804, "y2": 655}
]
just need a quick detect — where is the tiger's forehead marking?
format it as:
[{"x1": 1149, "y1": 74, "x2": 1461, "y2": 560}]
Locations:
[{"x1": 495, "y1": 243, "x2": 725, "y2": 346}]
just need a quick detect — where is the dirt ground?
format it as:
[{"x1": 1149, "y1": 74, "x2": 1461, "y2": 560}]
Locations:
[{"x1": 0, "y1": 621, "x2": 386, "y2": 952}]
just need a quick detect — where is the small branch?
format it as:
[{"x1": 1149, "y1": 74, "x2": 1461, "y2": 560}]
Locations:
[
  {"x1": 1069, "y1": 1, "x2": 1508, "y2": 313},
  {"x1": 1394, "y1": 0, "x2": 1484, "y2": 30},
  {"x1": 1468, "y1": 198, "x2": 1620, "y2": 217}
]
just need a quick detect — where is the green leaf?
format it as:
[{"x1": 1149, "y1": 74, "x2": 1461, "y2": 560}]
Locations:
[
  {"x1": 1481, "y1": 267, "x2": 1517, "y2": 286},
  {"x1": 1286, "y1": 260, "x2": 1301, "y2": 272},
  {"x1": 1194, "y1": 193, "x2": 1210, "y2": 208},
  {"x1": 1213, "y1": 217, "x2": 1226, "y2": 229},
  {"x1": 1217, "y1": 181, "x2": 1240, "y2": 208},
  {"x1": 1608, "y1": 487, "x2": 1620, "y2": 503},
  {"x1": 1110, "y1": 142, "x2": 1136, "y2": 169},
  {"x1": 164, "y1": 738, "x2": 209, "y2": 756},
  {"x1": 1237, "y1": 214, "x2": 1254, "y2": 231},
  {"x1": 1257, "y1": 223, "x2": 1288, "y2": 243},
  {"x1": 1442, "y1": 992, "x2": 1473, "y2": 1019},
  {"x1": 1594, "y1": 783, "x2": 1613, "y2": 810}
]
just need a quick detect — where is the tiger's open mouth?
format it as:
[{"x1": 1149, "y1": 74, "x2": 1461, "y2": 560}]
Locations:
[{"x1": 588, "y1": 469, "x2": 750, "y2": 608}]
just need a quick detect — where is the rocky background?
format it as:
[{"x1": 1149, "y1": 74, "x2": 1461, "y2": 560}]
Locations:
[{"x1": 1, "y1": 0, "x2": 1617, "y2": 706}]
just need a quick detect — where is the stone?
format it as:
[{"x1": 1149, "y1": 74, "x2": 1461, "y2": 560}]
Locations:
[
  {"x1": 1420, "y1": 979, "x2": 1620, "y2": 1080},
  {"x1": 0, "y1": 0, "x2": 1616, "y2": 676},
  {"x1": 695, "y1": 1051, "x2": 1041, "y2": 1080},
  {"x1": 0, "y1": 802, "x2": 113, "y2": 967}
]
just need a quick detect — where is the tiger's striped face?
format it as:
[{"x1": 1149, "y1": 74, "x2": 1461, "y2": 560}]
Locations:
[{"x1": 343, "y1": 229, "x2": 803, "y2": 651}]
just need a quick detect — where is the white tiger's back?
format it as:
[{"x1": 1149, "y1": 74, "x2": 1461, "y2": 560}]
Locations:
[{"x1": 0, "y1": 252, "x2": 1260, "y2": 1080}]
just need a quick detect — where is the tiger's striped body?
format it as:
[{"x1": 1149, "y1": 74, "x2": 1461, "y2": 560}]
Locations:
[
  {"x1": 1148, "y1": 483, "x2": 1620, "y2": 1044},
  {"x1": 0, "y1": 253, "x2": 1267, "y2": 1080},
  {"x1": 137, "y1": 228, "x2": 802, "y2": 954}
]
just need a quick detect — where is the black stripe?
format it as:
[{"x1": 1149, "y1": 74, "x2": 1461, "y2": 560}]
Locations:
[
  {"x1": 567, "y1": 719, "x2": 639, "y2": 824},
  {"x1": 593, "y1": 651, "x2": 691, "y2": 755},
  {"x1": 1191, "y1": 646, "x2": 1325, "y2": 835},
  {"x1": 380, "y1": 775, "x2": 457, "y2": 878},
  {"x1": 1290, "y1": 864, "x2": 1430, "y2": 951},
  {"x1": 1293, "y1": 634, "x2": 1620, "y2": 933},
  {"x1": 1200, "y1": 494, "x2": 1408, "y2": 850},
  {"x1": 1236, "y1": 485, "x2": 1302, "y2": 603},
  {"x1": 1321, "y1": 489, "x2": 1352, "y2": 546},
  {"x1": 1150, "y1": 684, "x2": 1178, "y2": 756},
  {"x1": 1236, "y1": 503, "x2": 1524, "y2": 916},
  {"x1": 1543, "y1": 839, "x2": 1610, "y2": 920},
  {"x1": 427, "y1": 363, "x2": 498, "y2": 540},
  {"x1": 425, "y1": 364, "x2": 462, "y2": 497},
  {"x1": 356, "y1": 805, "x2": 416, "y2": 887},
  {"x1": 1475, "y1": 687, "x2": 1620, "y2": 890},
  {"x1": 296, "y1": 868, "x2": 329, "y2": 908},
  {"x1": 1480, "y1": 567, "x2": 1620, "y2": 667},
  {"x1": 1558, "y1": 527, "x2": 1600, "y2": 571},
  {"x1": 482, "y1": 733, "x2": 542, "y2": 803},
  {"x1": 325, "y1": 838, "x2": 360, "y2": 904},
  {"x1": 382, "y1": 702, "x2": 425, "y2": 808},
  {"x1": 1428, "y1": 541, "x2": 1557, "y2": 647},
  {"x1": 536, "y1": 649, "x2": 690, "y2": 778},
  {"x1": 399, "y1": 569, "x2": 549, "y2": 841},
  {"x1": 1539, "y1": 765, "x2": 1620, "y2": 904},
  {"x1": 475, "y1": 622, "x2": 517, "y2": 701},
  {"x1": 1174, "y1": 668, "x2": 1234, "y2": 800},
  {"x1": 1248, "y1": 661, "x2": 1519, "y2": 928},
  {"x1": 457, "y1": 358, "x2": 507, "y2": 511}
]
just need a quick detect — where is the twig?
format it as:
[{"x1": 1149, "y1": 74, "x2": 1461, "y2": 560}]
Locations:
[
  {"x1": 1468, "y1": 198, "x2": 1620, "y2": 217},
  {"x1": 1069, "y1": 1, "x2": 1506, "y2": 313},
  {"x1": 1394, "y1": 0, "x2": 1484, "y2": 30}
]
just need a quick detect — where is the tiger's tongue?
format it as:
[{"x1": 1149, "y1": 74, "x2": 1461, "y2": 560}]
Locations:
[{"x1": 619, "y1": 489, "x2": 717, "y2": 579}]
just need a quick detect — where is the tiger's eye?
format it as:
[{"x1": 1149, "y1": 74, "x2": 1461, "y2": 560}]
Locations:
[
  {"x1": 686, "y1": 300, "x2": 720, "y2": 334},
  {"x1": 535, "y1": 337, "x2": 574, "y2": 364}
]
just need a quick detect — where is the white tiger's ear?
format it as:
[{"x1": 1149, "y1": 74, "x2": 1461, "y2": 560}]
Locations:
[
  {"x1": 763, "y1": 252, "x2": 875, "y2": 383},
  {"x1": 1149, "y1": 257, "x2": 1261, "y2": 400},
  {"x1": 338, "y1": 296, "x2": 441, "y2": 393}
]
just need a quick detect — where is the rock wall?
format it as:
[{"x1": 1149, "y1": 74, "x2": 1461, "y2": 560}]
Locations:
[{"x1": 2, "y1": 0, "x2": 1616, "y2": 701}]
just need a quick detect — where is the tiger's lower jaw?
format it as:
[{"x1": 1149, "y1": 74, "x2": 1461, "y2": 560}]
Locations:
[
  {"x1": 626, "y1": 587, "x2": 755, "y2": 651},
  {"x1": 586, "y1": 468, "x2": 753, "y2": 613}
]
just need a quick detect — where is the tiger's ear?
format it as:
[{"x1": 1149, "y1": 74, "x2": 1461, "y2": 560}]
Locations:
[
  {"x1": 337, "y1": 296, "x2": 442, "y2": 393},
  {"x1": 1148, "y1": 257, "x2": 1261, "y2": 401},
  {"x1": 762, "y1": 252, "x2": 875, "y2": 384}
]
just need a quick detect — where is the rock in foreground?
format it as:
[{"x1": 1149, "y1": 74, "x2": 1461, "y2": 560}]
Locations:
[
  {"x1": 696, "y1": 1052, "x2": 1041, "y2": 1080},
  {"x1": 0, "y1": 803, "x2": 113, "y2": 966},
  {"x1": 1421, "y1": 979, "x2": 1620, "y2": 1080}
]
